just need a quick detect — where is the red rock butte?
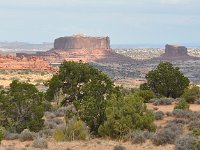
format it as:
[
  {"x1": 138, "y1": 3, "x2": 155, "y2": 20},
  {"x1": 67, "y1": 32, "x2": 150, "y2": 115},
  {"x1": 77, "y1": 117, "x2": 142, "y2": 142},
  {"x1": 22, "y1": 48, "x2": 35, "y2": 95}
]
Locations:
[
  {"x1": 163, "y1": 44, "x2": 188, "y2": 57},
  {"x1": 17, "y1": 34, "x2": 133, "y2": 63},
  {"x1": 54, "y1": 34, "x2": 110, "y2": 50},
  {"x1": 158, "y1": 44, "x2": 198, "y2": 60},
  {"x1": 1, "y1": 35, "x2": 133, "y2": 71}
]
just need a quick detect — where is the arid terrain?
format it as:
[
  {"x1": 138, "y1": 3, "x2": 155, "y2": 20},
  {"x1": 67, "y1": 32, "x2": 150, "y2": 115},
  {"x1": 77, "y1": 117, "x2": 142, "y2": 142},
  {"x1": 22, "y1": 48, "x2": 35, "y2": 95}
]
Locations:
[
  {"x1": 0, "y1": 70, "x2": 52, "y2": 88},
  {"x1": 1, "y1": 103, "x2": 200, "y2": 150},
  {"x1": 0, "y1": 138, "x2": 174, "y2": 150},
  {"x1": 0, "y1": 48, "x2": 200, "y2": 150},
  {"x1": 0, "y1": 47, "x2": 200, "y2": 88},
  {"x1": 93, "y1": 48, "x2": 200, "y2": 87}
]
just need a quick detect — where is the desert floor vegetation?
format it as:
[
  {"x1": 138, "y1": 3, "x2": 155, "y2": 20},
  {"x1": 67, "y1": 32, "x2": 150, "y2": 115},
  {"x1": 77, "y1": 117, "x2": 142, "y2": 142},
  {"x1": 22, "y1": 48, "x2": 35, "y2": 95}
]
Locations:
[{"x1": 0, "y1": 61, "x2": 200, "y2": 150}]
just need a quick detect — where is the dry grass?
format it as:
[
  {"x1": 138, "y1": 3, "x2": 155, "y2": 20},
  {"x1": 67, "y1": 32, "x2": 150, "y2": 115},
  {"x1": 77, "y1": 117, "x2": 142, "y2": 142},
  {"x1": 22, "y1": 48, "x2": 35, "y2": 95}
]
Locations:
[
  {"x1": 0, "y1": 138, "x2": 174, "y2": 150},
  {"x1": 0, "y1": 71, "x2": 52, "y2": 87}
]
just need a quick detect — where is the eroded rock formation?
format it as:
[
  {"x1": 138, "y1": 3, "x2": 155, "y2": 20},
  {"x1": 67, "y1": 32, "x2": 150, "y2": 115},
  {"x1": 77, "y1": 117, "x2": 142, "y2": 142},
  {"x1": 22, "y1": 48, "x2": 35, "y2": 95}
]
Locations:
[
  {"x1": 1, "y1": 34, "x2": 133, "y2": 71},
  {"x1": 0, "y1": 54, "x2": 57, "y2": 72},
  {"x1": 54, "y1": 34, "x2": 110, "y2": 50},
  {"x1": 163, "y1": 44, "x2": 188, "y2": 58}
]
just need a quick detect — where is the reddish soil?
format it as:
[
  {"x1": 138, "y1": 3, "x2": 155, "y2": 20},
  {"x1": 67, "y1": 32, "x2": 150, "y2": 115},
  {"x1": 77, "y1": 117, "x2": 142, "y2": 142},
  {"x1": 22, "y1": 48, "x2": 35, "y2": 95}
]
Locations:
[{"x1": 0, "y1": 54, "x2": 57, "y2": 72}]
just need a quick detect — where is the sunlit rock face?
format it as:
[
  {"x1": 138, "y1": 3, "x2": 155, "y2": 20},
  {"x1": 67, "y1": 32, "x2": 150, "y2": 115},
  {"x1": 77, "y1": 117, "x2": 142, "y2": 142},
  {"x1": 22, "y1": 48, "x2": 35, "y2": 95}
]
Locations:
[{"x1": 54, "y1": 34, "x2": 110, "y2": 50}]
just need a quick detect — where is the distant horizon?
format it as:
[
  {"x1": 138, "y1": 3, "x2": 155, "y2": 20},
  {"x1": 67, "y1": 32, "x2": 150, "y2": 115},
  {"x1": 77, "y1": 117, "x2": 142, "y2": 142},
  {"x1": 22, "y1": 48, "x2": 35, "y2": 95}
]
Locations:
[
  {"x1": 0, "y1": 0, "x2": 199, "y2": 44},
  {"x1": 1, "y1": 40, "x2": 200, "y2": 49}
]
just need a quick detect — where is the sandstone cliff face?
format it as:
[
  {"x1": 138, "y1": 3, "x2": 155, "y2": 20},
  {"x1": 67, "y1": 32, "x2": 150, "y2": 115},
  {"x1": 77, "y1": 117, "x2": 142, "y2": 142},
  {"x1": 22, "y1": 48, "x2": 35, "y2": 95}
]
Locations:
[
  {"x1": 164, "y1": 44, "x2": 188, "y2": 57},
  {"x1": 54, "y1": 35, "x2": 110, "y2": 50}
]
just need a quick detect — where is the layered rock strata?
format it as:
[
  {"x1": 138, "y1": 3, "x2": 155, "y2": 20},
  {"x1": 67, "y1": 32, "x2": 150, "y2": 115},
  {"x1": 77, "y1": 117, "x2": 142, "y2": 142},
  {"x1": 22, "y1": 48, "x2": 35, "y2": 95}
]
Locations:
[{"x1": 54, "y1": 34, "x2": 110, "y2": 50}]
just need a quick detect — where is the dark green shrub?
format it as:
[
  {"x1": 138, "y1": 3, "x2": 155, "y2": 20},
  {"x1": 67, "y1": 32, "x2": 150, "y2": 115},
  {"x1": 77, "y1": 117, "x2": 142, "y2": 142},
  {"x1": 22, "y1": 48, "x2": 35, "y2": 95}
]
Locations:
[
  {"x1": 0, "y1": 80, "x2": 47, "y2": 133},
  {"x1": 144, "y1": 62, "x2": 190, "y2": 98},
  {"x1": 46, "y1": 61, "x2": 115, "y2": 134},
  {"x1": 134, "y1": 90, "x2": 156, "y2": 103},
  {"x1": 182, "y1": 85, "x2": 200, "y2": 103},
  {"x1": 174, "y1": 99, "x2": 189, "y2": 110},
  {"x1": 99, "y1": 94, "x2": 155, "y2": 139}
]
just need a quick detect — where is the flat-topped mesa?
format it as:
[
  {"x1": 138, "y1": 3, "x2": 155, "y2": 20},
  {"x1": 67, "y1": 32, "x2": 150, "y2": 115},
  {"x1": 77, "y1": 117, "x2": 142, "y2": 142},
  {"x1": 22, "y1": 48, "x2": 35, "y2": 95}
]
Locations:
[
  {"x1": 163, "y1": 44, "x2": 189, "y2": 58},
  {"x1": 53, "y1": 34, "x2": 110, "y2": 50}
]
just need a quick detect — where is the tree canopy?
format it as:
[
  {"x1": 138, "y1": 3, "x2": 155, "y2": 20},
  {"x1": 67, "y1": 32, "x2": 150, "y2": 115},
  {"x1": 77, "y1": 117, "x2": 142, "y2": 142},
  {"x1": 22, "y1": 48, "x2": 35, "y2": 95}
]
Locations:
[
  {"x1": 143, "y1": 62, "x2": 189, "y2": 98},
  {"x1": 0, "y1": 80, "x2": 47, "y2": 133},
  {"x1": 46, "y1": 61, "x2": 115, "y2": 134},
  {"x1": 99, "y1": 94, "x2": 155, "y2": 139}
]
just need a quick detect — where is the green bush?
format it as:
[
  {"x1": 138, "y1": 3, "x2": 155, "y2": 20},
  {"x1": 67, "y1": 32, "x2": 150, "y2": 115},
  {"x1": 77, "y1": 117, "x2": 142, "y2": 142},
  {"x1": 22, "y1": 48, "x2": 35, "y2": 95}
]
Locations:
[
  {"x1": 174, "y1": 99, "x2": 189, "y2": 110},
  {"x1": 65, "y1": 117, "x2": 89, "y2": 141},
  {"x1": 134, "y1": 90, "x2": 156, "y2": 103},
  {"x1": 98, "y1": 94, "x2": 155, "y2": 139},
  {"x1": 46, "y1": 61, "x2": 115, "y2": 134},
  {"x1": 53, "y1": 130, "x2": 65, "y2": 142},
  {"x1": 190, "y1": 141, "x2": 200, "y2": 150},
  {"x1": 0, "y1": 80, "x2": 47, "y2": 133},
  {"x1": 182, "y1": 85, "x2": 200, "y2": 103},
  {"x1": 144, "y1": 62, "x2": 190, "y2": 98},
  {"x1": 192, "y1": 127, "x2": 200, "y2": 136}
]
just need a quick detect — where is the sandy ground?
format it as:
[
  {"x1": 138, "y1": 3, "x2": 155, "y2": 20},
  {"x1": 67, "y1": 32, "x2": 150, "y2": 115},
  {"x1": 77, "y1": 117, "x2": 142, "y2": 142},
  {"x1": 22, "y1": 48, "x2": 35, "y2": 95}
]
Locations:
[
  {"x1": 0, "y1": 139, "x2": 174, "y2": 150},
  {"x1": 0, "y1": 72, "x2": 52, "y2": 87},
  {"x1": 147, "y1": 103, "x2": 200, "y2": 113},
  {"x1": 114, "y1": 78, "x2": 145, "y2": 88}
]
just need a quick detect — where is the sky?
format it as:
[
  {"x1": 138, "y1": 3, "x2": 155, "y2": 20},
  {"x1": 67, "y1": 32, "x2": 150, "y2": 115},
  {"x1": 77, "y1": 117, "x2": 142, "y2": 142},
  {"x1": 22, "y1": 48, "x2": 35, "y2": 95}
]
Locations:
[{"x1": 0, "y1": 0, "x2": 199, "y2": 45}]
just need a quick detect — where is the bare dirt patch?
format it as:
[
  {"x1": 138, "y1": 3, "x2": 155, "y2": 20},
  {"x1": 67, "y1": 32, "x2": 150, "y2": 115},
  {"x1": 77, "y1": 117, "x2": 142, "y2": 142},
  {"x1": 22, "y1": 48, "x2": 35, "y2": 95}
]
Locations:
[{"x1": 0, "y1": 138, "x2": 174, "y2": 150}]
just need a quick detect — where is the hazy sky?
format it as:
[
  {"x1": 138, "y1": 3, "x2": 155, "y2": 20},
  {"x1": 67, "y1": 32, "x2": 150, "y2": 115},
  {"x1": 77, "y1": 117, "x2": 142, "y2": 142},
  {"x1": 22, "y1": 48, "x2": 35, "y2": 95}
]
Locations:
[{"x1": 0, "y1": 0, "x2": 199, "y2": 45}]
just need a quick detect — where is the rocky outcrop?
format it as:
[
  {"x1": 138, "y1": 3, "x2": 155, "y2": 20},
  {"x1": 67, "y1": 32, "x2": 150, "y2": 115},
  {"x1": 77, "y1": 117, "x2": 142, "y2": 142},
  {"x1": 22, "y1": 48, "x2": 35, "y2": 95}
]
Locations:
[
  {"x1": 53, "y1": 34, "x2": 110, "y2": 50},
  {"x1": 157, "y1": 44, "x2": 198, "y2": 60},
  {"x1": 0, "y1": 54, "x2": 57, "y2": 72},
  {"x1": 12, "y1": 34, "x2": 133, "y2": 69},
  {"x1": 163, "y1": 44, "x2": 188, "y2": 58}
]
